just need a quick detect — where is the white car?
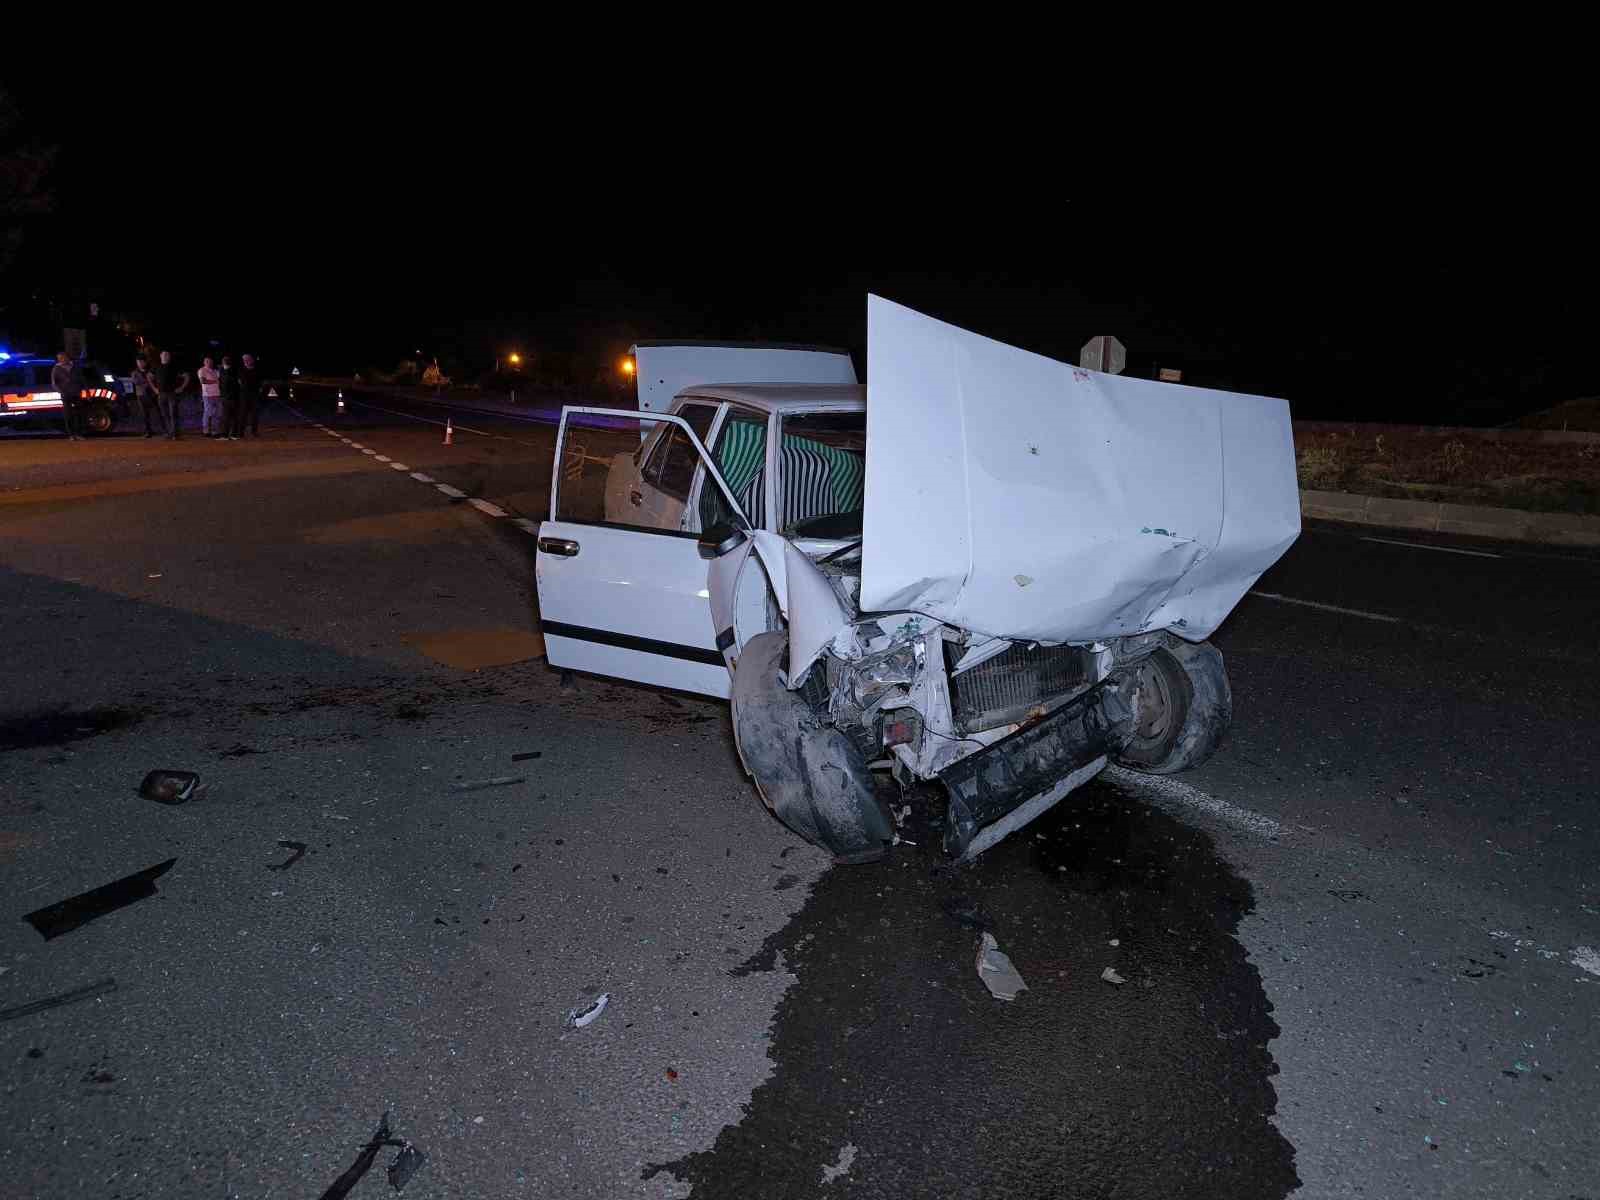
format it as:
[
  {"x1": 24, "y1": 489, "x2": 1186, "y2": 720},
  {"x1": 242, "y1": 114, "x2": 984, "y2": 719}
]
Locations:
[{"x1": 536, "y1": 297, "x2": 1300, "y2": 862}]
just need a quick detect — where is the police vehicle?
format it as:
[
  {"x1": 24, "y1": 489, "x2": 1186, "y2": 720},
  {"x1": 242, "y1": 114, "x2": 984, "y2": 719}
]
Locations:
[{"x1": 0, "y1": 350, "x2": 128, "y2": 435}]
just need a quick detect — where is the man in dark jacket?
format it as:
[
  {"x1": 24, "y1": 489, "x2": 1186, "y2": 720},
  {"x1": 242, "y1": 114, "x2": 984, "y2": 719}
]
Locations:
[
  {"x1": 50, "y1": 352, "x2": 83, "y2": 440},
  {"x1": 219, "y1": 355, "x2": 241, "y2": 440},
  {"x1": 237, "y1": 354, "x2": 263, "y2": 437},
  {"x1": 129, "y1": 354, "x2": 160, "y2": 437},
  {"x1": 154, "y1": 350, "x2": 188, "y2": 439}
]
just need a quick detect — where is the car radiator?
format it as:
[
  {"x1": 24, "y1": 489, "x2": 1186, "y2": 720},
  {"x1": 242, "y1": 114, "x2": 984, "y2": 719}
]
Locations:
[{"x1": 947, "y1": 642, "x2": 1092, "y2": 733}]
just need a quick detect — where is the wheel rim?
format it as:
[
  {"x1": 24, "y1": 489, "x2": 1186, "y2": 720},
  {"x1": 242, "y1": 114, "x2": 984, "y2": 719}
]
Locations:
[{"x1": 1128, "y1": 656, "x2": 1176, "y2": 750}]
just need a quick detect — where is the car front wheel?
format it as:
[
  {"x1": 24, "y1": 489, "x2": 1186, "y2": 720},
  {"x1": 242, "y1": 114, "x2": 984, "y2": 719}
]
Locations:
[{"x1": 1112, "y1": 640, "x2": 1231, "y2": 774}]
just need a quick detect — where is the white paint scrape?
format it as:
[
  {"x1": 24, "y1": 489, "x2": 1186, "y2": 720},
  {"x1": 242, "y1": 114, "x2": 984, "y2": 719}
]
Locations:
[
  {"x1": 1102, "y1": 765, "x2": 1283, "y2": 839},
  {"x1": 820, "y1": 1143, "x2": 857, "y2": 1185},
  {"x1": 1572, "y1": 945, "x2": 1600, "y2": 978}
]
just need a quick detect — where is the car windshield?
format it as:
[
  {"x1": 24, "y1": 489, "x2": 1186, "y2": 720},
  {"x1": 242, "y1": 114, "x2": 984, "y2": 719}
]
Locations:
[{"x1": 779, "y1": 410, "x2": 866, "y2": 539}]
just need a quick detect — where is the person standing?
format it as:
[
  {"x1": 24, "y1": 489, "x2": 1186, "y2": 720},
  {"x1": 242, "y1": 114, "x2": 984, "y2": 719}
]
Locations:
[
  {"x1": 155, "y1": 349, "x2": 189, "y2": 439},
  {"x1": 129, "y1": 354, "x2": 160, "y2": 437},
  {"x1": 50, "y1": 352, "x2": 84, "y2": 440},
  {"x1": 219, "y1": 354, "x2": 241, "y2": 440},
  {"x1": 198, "y1": 356, "x2": 222, "y2": 437},
  {"x1": 237, "y1": 353, "x2": 263, "y2": 437}
]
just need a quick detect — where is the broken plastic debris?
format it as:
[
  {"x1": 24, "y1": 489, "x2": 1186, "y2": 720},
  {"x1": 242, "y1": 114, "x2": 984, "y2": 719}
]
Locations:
[
  {"x1": 387, "y1": 1143, "x2": 428, "y2": 1191},
  {"x1": 1100, "y1": 966, "x2": 1127, "y2": 986},
  {"x1": 820, "y1": 1142, "x2": 858, "y2": 1185},
  {"x1": 138, "y1": 769, "x2": 201, "y2": 805},
  {"x1": 511, "y1": 751, "x2": 543, "y2": 762},
  {"x1": 975, "y1": 932, "x2": 1028, "y2": 1000},
  {"x1": 267, "y1": 840, "x2": 308, "y2": 871},
  {"x1": 23, "y1": 859, "x2": 177, "y2": 941},
  {"x1": 449, "y1": 775, "x2": 526, "y2": 792},
  {"x1": 569, "y1": 993, "x2": 610, "y2": 1027},
  {"x1": 317, "y1": 1112, "x2": 392, "y2": 1200},
  {"x1": 0, "y1": 977, "x2": 117, "y2": 1022}
]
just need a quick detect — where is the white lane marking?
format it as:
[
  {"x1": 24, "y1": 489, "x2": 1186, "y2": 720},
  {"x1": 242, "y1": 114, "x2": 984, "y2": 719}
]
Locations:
[
  {"x1": 374, "y1": 454, "x2": 392, "y2": 462},
  {"x1": 1249, "y1": 591, "x2": 1402, "y2": 624},
  {"x1": 323, "y1": 391, "x2": 547, "y2": 445},
  {"x1": 435, "y1": 484, "x2": 467, "y2": 498},
  {"x1": 469, "y1": 498, "x2": 509, "y2": 518},
  {"x1": 1362, "y1": 536, "x2": 1501, "y2": 559},
  {"x1": 512, "y1": 518, "x2": 539, "y2": 533},
  {"x1": 389, "y1": 462, "x2": 410, "y2": 471},
  {"x1": 1102, "y1": 765, "x2": 1286, "y2": 839},
  {"x1": 361, "y1": 448, "x2": 377, "y2": 456},
  {"x1": 410, "y1": 472, "x2": 435, "y2": 483}
]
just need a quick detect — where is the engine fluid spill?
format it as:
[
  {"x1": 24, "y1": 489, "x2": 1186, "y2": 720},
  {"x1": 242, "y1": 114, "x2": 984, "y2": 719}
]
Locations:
[{"x1": 647, "y1": 779, "x2": 1298, "y2": 1199}]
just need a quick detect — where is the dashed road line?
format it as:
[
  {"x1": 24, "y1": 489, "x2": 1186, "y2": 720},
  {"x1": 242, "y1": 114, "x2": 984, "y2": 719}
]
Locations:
[
  {"x1": 1361, "y1": 536, "x2": 1501, "y2": 559},
  {"x1": 1249, "y1": 591, "x2": 1402, "y2": 624},
  {"x1": 285, "y1": 402, "x2": 542, "y2": 540}
]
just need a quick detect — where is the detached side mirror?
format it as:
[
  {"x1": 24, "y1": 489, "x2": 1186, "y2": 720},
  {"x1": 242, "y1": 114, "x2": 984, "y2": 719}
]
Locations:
[{"x1": 698, "y1": 521, "x2": 748, "y2": 560}]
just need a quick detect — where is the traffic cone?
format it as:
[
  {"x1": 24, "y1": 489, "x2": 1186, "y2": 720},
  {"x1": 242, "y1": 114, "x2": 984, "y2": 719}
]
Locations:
[{"x1": 443, "y1": 418, "x2": 453, "y2": 446}]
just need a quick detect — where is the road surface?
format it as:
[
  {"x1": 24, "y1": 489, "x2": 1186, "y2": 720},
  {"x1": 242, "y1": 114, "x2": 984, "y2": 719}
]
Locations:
[{"x1": 1, "y1": 389, "x2": 1595, "y2": 1199}]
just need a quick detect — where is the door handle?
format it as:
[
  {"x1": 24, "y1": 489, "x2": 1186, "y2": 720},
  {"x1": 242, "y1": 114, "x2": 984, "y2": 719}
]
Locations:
[
  {"x1": 629, "y1": 488, "x2": 643, "y2": 507},
  {"x1": 538, "y1": 537, "x2": 580, "y2": 557}
]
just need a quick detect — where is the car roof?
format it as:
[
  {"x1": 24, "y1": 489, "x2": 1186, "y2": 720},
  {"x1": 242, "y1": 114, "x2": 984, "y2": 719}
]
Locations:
[{"x1": 676, "y1": 383, "x2": 865, "y2": 414}]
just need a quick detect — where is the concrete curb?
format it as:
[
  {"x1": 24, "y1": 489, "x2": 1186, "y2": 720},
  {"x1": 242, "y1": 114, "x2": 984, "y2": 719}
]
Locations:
[{"x1": 1301, "y1": 489, "x2": 1600, "y2": 547}]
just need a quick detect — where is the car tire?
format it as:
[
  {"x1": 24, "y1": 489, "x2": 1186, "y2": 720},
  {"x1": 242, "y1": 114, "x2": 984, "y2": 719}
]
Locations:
[
  {"x1": 731, "y1": 630, "x2": 892, "y2": 863},
  {"x1": 83, "y1": 405, "x2": 115, "y2": 435},
  {"x1": 1112, "y1": 640, "x2": 1231, "y2": 774}
]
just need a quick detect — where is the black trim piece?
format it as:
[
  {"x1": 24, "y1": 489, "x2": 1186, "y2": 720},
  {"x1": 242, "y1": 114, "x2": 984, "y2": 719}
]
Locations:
[
  {"x1": 543, "y1": 621, "x2": 724, "y2": 667},
  {"x1": 715, "y1": 626, "x2": 736, "y2": 652}
]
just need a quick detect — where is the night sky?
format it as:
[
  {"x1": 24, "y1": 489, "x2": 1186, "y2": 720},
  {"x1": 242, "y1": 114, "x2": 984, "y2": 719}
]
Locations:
[{"x1": 4, "y1": 74, "x2": 1594, "y2": 425}]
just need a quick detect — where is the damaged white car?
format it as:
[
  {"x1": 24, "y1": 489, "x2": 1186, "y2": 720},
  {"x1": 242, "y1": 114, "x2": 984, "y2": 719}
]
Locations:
[{"x1": 535, "y1": 297, "x2": 1300, "y2": 862}]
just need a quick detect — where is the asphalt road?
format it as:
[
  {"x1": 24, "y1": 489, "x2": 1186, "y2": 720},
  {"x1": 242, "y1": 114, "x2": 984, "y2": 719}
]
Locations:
[{"x1": 1, "y1": 389, "x2": 1595, "y2": 1199}]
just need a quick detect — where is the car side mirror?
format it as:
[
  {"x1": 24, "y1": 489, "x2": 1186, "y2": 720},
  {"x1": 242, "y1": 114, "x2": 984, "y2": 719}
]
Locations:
[{"x1": 698, "y1": 522, "x2": 748, "y2": 560}]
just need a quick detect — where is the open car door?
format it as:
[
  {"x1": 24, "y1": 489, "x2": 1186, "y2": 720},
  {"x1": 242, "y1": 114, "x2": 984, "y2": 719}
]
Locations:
[{"x1": 536, "y1": 406, "x2": 748, "y2": 697}]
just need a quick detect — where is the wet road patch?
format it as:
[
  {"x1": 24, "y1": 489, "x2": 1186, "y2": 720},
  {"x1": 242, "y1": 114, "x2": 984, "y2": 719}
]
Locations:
[
  {"x1": 0, "y1": 706, "x2": 144, "y2": 753},
  {"x1": 403, "y1": 628, "x2": 546, "y2": 670},
  {"x1": 649, "y1": 780, "x2": 1298, "y2": 1199}
]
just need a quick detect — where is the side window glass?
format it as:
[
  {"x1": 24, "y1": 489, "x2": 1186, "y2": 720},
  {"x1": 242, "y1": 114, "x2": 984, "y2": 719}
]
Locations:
[{"x1": 555, "y1": 411, "x2": 741, "y2": 537}]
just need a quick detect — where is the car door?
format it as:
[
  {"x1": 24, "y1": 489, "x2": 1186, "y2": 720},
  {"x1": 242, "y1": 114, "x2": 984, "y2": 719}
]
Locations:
[{"x1": 537, "y1": 406, "x2": 748, "y2": 697}]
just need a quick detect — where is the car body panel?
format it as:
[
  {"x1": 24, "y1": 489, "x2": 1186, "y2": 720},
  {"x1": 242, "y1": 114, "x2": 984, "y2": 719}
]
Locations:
[
  {"x1": 630, "y1": 343, "x2": 856, "y2": 417},
  {"x1": 860, "y1": 294, "x2": 1301, "y2": 643}
]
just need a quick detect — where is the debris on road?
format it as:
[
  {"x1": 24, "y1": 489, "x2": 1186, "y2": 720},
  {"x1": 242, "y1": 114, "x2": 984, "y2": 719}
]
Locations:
[
  {"x1": 568, "y1": 993, "x2": 610, "y2": 1028},
  {"x1": 386, "y1": 1143, "x2": 429, "y2": 1191},
  {"x1": 820, "y1": 1143, "x2": 858, "y2": 1185},
  {"x1": 511, "y1": 751, "x2": 543, "y2": 762},
  {"x1": 23, "y1": 858, "x2": 178, "y2": 940},
  {"x1": 449, "y1": 776, "x2": 526, "y2": 793},
  {"x1": 138, "y1": 769, "x2": 201, "y2": 805},
  {"x1": 0, "y1": 977, "x2": 117, "y2": 1022},
  {"x1": 1101, "y1": 966, "x2": 1127, "y2": 986},
  {"x1": 974, "y1": 932, "x2": 1028, "y2": 1000},
  {"x1": 267, "y1": 840, "x2": 309, "y2": 872},
  {"x1": 317, "y1": 1111, "x2": 393, "y2": 1200}
]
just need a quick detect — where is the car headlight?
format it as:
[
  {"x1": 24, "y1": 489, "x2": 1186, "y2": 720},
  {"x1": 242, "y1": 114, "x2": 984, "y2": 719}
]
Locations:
[{"x1": 850, "y1": 641, "x2": 923, "y2": 706}]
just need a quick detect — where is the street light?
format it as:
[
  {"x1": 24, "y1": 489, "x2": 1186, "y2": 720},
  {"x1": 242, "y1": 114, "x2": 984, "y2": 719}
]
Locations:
[
  {"x1": 620, "y1": 357, "x2": 635, "y2": 377},
  {"x1": 508, "y1": 352, "x2": 522, "y2": 367}
]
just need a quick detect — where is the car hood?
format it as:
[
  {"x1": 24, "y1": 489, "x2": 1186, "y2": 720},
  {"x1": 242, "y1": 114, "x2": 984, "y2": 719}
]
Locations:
[{"x1": 860, "y1": 295, "x2": 1301, "y2": 644}]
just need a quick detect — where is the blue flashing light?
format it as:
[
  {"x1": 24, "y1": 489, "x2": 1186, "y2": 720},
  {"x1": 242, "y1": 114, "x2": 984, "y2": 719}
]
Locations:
[{"x1": 0, "y1": 350, "x2": 11, "y2": 361}]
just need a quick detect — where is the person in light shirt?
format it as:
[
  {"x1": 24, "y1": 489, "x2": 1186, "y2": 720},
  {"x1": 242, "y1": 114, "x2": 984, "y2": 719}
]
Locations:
[{"x1": 197, "y1": 356, "x2": 222, "y2": 437}]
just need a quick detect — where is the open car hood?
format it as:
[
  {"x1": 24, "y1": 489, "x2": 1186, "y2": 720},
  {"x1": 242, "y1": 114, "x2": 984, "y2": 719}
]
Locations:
[{"x1": 861, "y1": 296, "x2": 1300, "y2": 644}]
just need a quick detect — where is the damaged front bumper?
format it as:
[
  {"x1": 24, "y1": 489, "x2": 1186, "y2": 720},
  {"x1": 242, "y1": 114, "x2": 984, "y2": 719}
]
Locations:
[{"x1": 938, "y1": 681, "x2": 1131, "y2": 858}]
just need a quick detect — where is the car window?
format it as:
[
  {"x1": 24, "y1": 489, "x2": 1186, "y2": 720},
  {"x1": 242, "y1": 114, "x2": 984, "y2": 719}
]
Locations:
[
  {"x1": 644, "y1": 404, "x2": 716, "y2": 502},
  {"x1": 0, "y1": 368, "x2": 27, "y2": 393},
  {"x1": 778, "y1": 411, "x2": 866, "y2": 538},
  {"x1": 701, "y1": 411, "x2": 769, "y2": 530}
]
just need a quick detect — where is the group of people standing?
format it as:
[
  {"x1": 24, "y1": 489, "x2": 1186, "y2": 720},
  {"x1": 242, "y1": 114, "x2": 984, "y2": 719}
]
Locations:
[{"x1": 123, "y1": 351, "x2": 266, "y2": 440}]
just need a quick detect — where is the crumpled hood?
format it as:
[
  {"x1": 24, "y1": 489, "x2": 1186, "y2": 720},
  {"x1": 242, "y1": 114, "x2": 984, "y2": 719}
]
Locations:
[{"x1": 861, "y1": 296, "x2": 1301, "y2": 644}]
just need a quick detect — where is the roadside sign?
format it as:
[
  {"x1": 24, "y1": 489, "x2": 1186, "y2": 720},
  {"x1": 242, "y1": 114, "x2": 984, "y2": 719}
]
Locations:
[
  {"x1": 1158, "y1": 367, "x2": 1183, "y2": 383},
  {"x1": 1080, "y1": 335, "x2": 1126, "y2": 375}
]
